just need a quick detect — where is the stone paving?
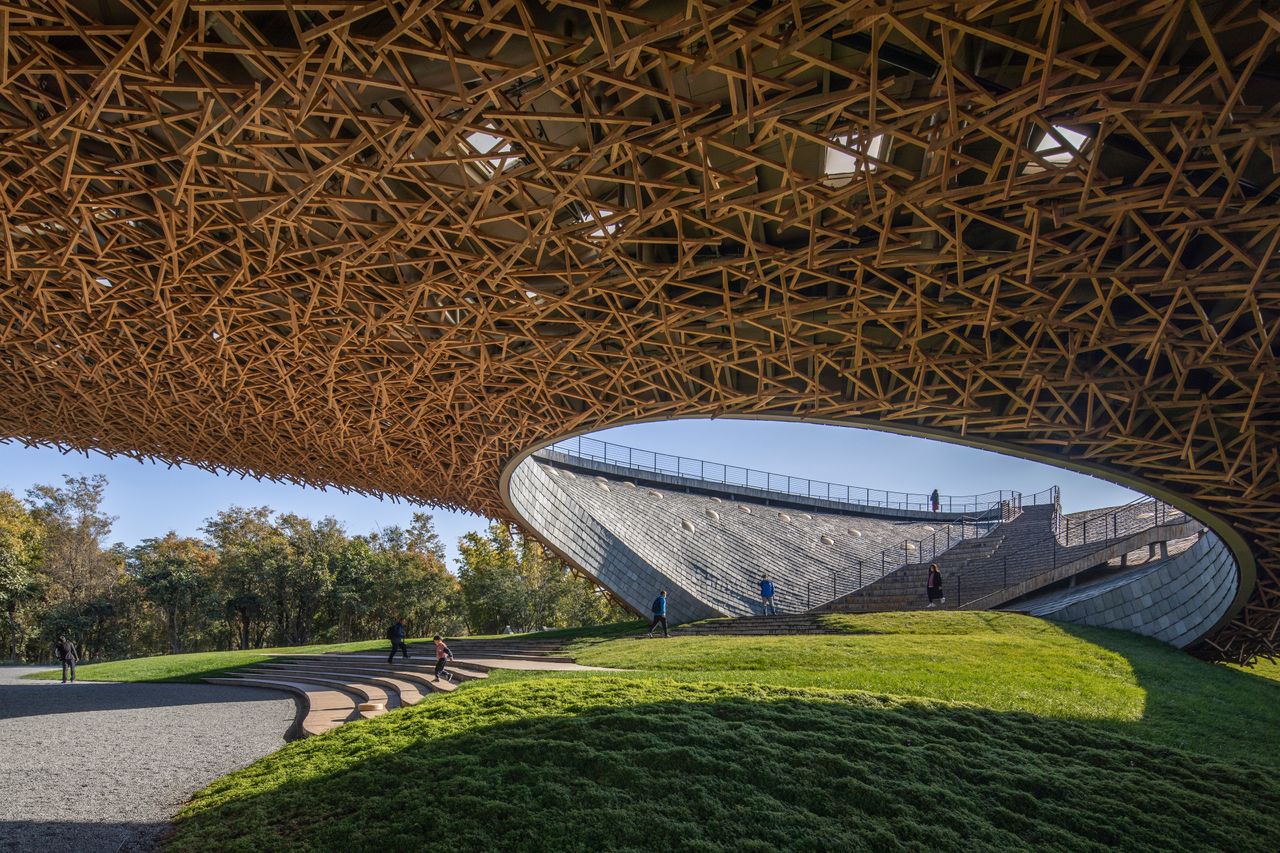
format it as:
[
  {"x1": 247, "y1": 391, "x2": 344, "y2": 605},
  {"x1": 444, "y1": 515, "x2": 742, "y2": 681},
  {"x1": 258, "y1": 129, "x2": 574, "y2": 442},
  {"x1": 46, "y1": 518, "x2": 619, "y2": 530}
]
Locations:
[{"x1": 0, "y1": 666, "x2": 294, "y2": 852}]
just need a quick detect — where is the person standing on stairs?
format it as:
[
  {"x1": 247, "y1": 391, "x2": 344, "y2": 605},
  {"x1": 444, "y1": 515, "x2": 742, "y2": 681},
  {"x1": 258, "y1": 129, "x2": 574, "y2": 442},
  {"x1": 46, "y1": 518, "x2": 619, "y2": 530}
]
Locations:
[
  {"x1": 930, "y1": 489, "x2": 941, "y2": 512},
  {"x1": 926, "y1": 563, "x2": 946, "y2": 608},
  {"x1": 387, "y1": 616, "x2": 411, "y2": 663},
  {"x1": 759, "y1": 575, "x2": 777, "y2": 615},
  {"x1": 647, "y1": 590, "x2": 669, "y2": 638},
  {"x1": 433, "y1": 634, "x2": 454, "y2": 683}
]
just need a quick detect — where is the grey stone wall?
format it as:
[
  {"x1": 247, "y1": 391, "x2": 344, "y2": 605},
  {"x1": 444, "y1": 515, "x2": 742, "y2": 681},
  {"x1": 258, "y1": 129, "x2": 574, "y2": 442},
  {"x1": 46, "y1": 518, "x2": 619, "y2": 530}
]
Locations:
[
  {"x1": 1015, "y1": 531, "x2": 1238, "y2": 648},
  {"x1": 508, "y1": 456, "x2": 723, "y2": 624},
  {"x1": 508, "y1": 457, "x2": 963, "y2": 621}
]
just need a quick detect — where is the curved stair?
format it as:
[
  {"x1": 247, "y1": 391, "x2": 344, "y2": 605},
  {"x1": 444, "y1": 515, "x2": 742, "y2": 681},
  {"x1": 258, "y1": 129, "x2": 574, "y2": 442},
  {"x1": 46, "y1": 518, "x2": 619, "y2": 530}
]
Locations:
[
  {"x1": 204, "y1": 677, "x2": 358, "y2": 738},
  {"x1": 205, "y1": 636, "x2": 604, "y2": 738}
]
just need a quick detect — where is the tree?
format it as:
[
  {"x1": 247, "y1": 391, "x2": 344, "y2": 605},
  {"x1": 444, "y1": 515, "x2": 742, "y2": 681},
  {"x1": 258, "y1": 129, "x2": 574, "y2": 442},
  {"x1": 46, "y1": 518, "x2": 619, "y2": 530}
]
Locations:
[
  {"x1": 203, "y1": 506, "x2": 284, "y2": 650},
  {"x1": 129, "y1": 533, "x2": 217, "y2": 654},
  {"x1": 26, "y1": 474, "x2": 118, "y2": 605},
  {"x1": 458, "y1": 522, "x2": 628, "y2": 633},
  {"x1": 0, "y1": 490, "x2": 44, "y2": 660}
]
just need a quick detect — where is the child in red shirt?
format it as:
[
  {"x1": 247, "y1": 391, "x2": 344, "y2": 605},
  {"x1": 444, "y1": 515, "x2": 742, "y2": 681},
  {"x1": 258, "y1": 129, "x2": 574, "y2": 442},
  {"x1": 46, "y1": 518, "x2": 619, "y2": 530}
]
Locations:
[{"x1": 433, "y1": 634, "x2": 453, "y2": 683}]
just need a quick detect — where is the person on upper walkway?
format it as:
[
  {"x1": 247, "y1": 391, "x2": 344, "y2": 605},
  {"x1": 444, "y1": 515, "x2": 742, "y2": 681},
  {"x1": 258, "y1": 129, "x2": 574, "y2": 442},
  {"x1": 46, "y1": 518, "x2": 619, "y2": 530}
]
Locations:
[
  {"x1": 647, "y1": 590, "x2": 669, "y2": 638},
  {"x1": 54, "y1": 635, "x2": 78, "y2": 684},
  {"x1": 386, "y1": 617, "x2": 411, "y2": 663},
  {"x1": 432, "y1": 634, "x2": 454, "y2": 683},
  {"x1": 930, "y1": 489, "x2": 941, "y2": 513},
  {"x1": 926, "y1": 563, "x2": 945, "y2": 608},
  {"x1": 759, "y1": 575, "x2": 777, "y2": 616}
]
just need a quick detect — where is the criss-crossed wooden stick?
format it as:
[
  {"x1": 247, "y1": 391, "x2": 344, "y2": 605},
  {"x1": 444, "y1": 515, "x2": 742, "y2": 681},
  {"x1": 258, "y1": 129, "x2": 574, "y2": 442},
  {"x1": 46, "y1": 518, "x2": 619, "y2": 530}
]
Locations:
[{"x1": 1, "y1": 0, "x2": 1277, "y2": 663}]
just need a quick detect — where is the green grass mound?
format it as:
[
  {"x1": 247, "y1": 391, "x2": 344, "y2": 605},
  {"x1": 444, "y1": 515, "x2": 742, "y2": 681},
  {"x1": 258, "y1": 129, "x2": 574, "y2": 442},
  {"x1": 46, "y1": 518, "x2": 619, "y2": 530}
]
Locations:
[
  {"x1": 573, "y1": 612, "x2": 1280, "y2": 767},
  {"x1": 170, "y1": 677, "x2": 1279, "y2": 852}
]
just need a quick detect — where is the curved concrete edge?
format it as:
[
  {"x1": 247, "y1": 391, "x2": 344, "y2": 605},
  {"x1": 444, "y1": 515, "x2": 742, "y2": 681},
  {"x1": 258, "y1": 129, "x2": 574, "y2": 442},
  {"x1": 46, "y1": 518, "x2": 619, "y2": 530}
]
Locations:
[
  {"x1": 498, "y1": 415, "x2": 1254, "y2": 648},
  {"x1": 1014, "y1": 531, "x2": 1238, "y2": 648},
  {"x1": 506, "y1": 456, "x2": 724, "y2": 623}
]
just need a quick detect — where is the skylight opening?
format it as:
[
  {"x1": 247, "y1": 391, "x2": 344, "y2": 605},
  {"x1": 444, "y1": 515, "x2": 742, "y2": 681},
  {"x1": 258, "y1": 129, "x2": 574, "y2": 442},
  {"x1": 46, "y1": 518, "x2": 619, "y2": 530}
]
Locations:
[
  {"x1": 462, "y1": 125, "x2": 516, "y2": 178},
  {"x1": 823, "y1": 132, "x2": 886, "y2": 187},
  {"x1": 1027, "y1": 125, "x2": 1089, "y2": 171},
  {"x1": 583, "y1": 207, "x2": 619, "y2": 239}
]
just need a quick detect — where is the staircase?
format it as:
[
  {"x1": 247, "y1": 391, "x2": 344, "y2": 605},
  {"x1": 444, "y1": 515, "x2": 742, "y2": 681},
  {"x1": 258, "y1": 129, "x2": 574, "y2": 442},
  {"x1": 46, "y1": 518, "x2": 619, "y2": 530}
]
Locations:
[
  {"x1": 675, "y1": 614, "x2": 836, "y2": 636},
  {"x1": 204, "y1": 635, "x2": 602, "y2": 739},
  {"x1": 814, "y1": 501, "x2": 1202, "y2": 615}
]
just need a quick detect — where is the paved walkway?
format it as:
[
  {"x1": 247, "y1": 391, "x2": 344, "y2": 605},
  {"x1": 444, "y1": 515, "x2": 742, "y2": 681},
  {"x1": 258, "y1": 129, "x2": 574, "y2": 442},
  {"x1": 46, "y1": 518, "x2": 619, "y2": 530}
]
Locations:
[{"x1": 0, "y1": 667, "x2": 295, "y2": 852}]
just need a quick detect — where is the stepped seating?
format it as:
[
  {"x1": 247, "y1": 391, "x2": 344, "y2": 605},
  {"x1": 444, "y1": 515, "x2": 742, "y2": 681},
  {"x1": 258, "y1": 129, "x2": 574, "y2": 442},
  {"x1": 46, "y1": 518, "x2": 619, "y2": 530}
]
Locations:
[
  {"x1": 203, "y1": 677, "x2": 360, "y2": 738},
  {"x1": 202, "y1": 636, "x2": 606, "y2": 738},
  {"x1": 675, "y1": 614, "x2": 835, "y2": 636},
  {"x1": 241, "y1": 669, "x2": 394, "y2": 712}
]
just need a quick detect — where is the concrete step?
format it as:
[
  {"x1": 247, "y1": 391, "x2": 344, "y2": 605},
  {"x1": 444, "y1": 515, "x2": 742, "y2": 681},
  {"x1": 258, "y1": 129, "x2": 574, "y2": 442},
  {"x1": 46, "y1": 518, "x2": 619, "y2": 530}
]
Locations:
[
  {"x1": 241, "y1": 669, "x2": 393, "y2": 715},
  {"x1": 205, "y1": 676, "x2": 358, "y2": 738}
]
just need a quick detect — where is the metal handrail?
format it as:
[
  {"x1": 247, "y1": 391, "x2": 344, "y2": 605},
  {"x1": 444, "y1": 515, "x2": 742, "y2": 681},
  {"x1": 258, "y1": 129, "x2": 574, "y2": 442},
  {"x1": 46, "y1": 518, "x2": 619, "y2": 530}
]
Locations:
[
  {"x1": 807, "y1": 502, "x2": 1009, "y2": 608},
  {"x1": 541, "y1": 435, "x2": 1032, "y2": 515},
  {"x1": 949, "y1": 496, "x2": 1190, "y2": 609}
]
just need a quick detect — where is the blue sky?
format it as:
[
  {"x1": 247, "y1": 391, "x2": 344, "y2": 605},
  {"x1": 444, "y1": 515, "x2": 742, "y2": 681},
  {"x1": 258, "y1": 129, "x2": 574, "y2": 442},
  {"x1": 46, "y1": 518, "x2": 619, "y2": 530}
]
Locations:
[{"x1": 0, "y1": 419, "x2": 1138, "y2": 571}]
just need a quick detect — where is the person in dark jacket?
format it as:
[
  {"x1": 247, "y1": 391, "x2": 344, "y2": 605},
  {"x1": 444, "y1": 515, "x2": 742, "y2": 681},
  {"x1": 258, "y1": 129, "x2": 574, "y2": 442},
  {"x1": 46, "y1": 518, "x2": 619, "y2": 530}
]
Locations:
[
  {"x1": 930, "y1": 488, "x2": 941, "y2": 512},
  {"x1": 926, "y1": 564, "x2": 945, "y2": 608},
  {"x1": 646, "y1": 590, "x2": 669, "y2": 638},
  {"x1": 386, "y1": 617, "x2": 411, "y2": 663},
  {"x1": 759, "y1": 575, "x2": 777, "y2": 616},
  {"x1": 54, "y1": 635, "x2": 78, "y2": 684}
]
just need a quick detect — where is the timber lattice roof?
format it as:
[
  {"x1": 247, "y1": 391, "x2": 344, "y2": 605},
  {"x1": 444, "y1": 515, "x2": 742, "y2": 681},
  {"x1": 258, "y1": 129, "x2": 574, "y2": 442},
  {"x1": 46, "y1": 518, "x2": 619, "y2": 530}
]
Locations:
[{"x1": 0, "y1": 0, "x2": 1278, "y2": 662}]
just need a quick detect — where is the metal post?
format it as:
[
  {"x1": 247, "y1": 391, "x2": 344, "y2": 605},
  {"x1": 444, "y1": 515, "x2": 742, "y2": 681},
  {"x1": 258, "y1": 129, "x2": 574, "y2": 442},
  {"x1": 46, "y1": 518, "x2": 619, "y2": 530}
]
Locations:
[{"x1": 1003, "y1": 556, "x2": 1007, "y2": 589}]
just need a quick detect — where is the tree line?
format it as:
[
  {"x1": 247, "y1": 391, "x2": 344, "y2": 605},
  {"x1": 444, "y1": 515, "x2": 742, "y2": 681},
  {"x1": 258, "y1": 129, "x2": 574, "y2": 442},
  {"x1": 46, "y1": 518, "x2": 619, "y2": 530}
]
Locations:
[{"x1": 0, "y1": 474, "x2": 629, "y2": 663}]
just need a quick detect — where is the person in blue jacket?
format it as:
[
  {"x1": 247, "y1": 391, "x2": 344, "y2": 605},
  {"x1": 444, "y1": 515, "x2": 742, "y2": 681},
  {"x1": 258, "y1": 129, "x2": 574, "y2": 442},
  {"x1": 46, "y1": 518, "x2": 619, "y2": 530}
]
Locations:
[
  {"x1": 759, "y1": 575, "x2": 777, "y2": 615},
  {"x1": 646, "y1": 590, "x2": 669, "y2": 638}
]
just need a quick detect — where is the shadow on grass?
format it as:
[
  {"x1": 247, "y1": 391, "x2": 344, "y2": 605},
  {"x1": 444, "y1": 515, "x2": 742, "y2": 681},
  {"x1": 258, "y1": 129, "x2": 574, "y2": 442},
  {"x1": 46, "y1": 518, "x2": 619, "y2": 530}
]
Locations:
[
  {"x1": 1050, "y1": 621, "x2": 1280, "y2": 764},
  {"x1": 169, "y1": 678, "x2": 1279, "y2": 853}
]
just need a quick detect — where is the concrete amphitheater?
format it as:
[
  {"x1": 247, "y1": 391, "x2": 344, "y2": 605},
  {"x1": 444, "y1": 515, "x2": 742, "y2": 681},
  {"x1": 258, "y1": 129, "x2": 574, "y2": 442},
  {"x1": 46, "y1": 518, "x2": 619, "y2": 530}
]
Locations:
[{"x1": 505, "y1": 437, "x2": 1238, "y2": 649}]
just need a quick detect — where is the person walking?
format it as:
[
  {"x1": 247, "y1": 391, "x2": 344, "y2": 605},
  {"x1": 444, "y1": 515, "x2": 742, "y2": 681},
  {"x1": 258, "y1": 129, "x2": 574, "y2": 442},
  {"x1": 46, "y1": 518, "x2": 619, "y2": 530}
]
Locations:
[
  {"x1": 926, "y1": 563, "x2": 946, "y2": 608},
  {"x1": 759, "y1": 575, "x2": 777, "y2": 615},
  {"x1": 432, "y1": 634, "x2": 454, "y2": 683},
  {"x1": 930, "y1": 488, "x2": 941, "y2": 513},
  {"x1": 386, "y1": 617, "x2": 411, "y2": 663},
  {"x1": 647, "y1": 590, "x2": 669, "y2": 638},
  {"x1": 54, "y1": 635, "x2": 78, "y2": 684}
]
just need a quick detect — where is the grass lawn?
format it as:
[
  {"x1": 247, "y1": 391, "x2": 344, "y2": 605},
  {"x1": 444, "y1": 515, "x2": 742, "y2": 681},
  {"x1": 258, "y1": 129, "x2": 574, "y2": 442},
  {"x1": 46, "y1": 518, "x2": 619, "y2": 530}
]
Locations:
[
  {"x1": 572, "y1": 612, "x2": 1280, "y2": 766},
  {"x1": 21, "y1": 638, "x2": 397, "y2": 683},
  {"x1": 154, "y1": 611, "x2": 1280, "y2": 851},
  {"x1": 169, "y1": 676, "x2": 1280, "y2": 852},
  {"x1": 21, "y1": 621, "x2": 647, "y2": 684}
]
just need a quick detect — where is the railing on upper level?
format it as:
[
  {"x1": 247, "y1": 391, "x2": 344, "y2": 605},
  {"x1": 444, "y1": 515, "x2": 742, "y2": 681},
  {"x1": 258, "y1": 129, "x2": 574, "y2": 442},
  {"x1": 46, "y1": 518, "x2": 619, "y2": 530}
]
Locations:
[
  {"x1": 540, "y1": 435, "x2": 1026, "y2": 515},
  {"x1": 804, "y1": 503, "x2": 1009, "y2": 609},
  {"x1": 948, "y1": 496, "x2": 1191, "y2": 610}
]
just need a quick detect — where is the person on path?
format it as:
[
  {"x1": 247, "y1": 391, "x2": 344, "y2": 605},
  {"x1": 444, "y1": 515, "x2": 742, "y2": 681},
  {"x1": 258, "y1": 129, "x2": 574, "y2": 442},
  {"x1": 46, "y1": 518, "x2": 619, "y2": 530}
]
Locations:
[
  {"x1": 930, "y1": 488, "x2": 941, "y2": 513},
  {"x1": 432, "y1": 634, "x2": 454, "y2": 683},
  {"x1": 647, "y1": 590, "x2": 669, "y2": 638},
  {"x1": 926, "y1": 563, "x2": 946, "y2": 608},
  {"x1": 759, "y1": 575, "x2": 777, "y2": 616},
  {"x1": 386, "y1": 617, "x2": 411, "y2": 663},
  {"x1": 54, "y1": 635, "x2": 77, "y2": 684}
]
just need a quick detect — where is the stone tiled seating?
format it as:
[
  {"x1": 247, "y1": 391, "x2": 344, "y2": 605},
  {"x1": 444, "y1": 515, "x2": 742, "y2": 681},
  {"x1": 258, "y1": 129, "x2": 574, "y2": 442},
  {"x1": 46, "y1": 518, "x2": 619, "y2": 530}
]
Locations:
[{"x1": 508, "y1": 456, "x2": 993, "y2": 622}]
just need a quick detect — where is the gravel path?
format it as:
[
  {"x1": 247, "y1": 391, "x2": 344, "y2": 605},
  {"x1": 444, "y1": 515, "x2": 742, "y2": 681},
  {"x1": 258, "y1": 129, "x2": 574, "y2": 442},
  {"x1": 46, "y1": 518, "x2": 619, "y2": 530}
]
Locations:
[{"x1": 0, "y1": 667, "x2": 296, "y2": 852}]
